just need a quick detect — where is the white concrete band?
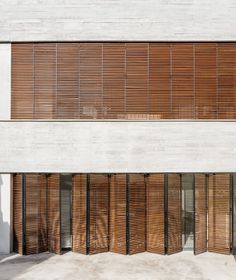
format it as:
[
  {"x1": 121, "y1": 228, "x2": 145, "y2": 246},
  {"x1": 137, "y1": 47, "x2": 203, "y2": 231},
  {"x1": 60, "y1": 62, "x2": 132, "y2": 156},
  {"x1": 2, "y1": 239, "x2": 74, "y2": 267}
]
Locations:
[
  {"x1": 0, "y1": 0, "x2": 236, "y2": 41},
  {"x1": 0, "y1": 121, "x2": 236, "y2": 173},
  {"x1": 0, "y1": 43, "x2": 11, "y2": 254}
]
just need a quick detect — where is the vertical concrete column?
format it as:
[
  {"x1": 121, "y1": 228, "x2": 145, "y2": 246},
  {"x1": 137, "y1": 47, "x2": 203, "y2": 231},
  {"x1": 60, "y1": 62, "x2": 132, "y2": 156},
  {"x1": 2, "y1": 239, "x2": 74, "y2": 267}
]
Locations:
[{"x1": 0, "y1": 43, "x2": 12, "y2": 254}]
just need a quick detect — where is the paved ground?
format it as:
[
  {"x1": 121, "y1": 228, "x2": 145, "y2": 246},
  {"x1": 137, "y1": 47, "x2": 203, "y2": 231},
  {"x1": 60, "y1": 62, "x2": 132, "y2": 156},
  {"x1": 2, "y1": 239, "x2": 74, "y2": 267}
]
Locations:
[{"x1": 0, "y1": 251, "x2": 235, "y2": 280}]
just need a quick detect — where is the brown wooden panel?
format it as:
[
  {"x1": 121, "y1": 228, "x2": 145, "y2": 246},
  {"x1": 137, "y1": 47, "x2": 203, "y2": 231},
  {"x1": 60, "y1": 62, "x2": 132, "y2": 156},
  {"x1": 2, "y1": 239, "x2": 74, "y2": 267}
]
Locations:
[
  {"x1": 233, "y1": 174, "x2": 236, "y2": 255},
  {"x1": 13, "y1": 174, "x2": 23, "y2": 254},
  {"x1": 12, "y1": 44, "x2": 34, "y2": 119},
  {"x1": 103, "y1": 44, "x2": 126, "y2": 119},
  {"x1": 128, "y1": 174, "x2": 146, "y2": 255},
  {"x1": 195, "y1": 44, "x2": 217, "y2": 119},
  {"x1": 172, "y1": 44, "x2": 194, "y2": 119},
  {"x1": 47, "y1": 174, "x2": 61, "y2": 254},
  {"x1": 168, "y1": 174, "x2": 182, "y2": 255},
  {"x1": 89, "y1": 174, "x2": 109, "y2": 254},
  {"x1": 194, "y1": 174, "x2": 207, "y2": 255},
  {"x1": 146, "y1": 174, "x2": 165, "y2": 254},
  {"x1": 208, "y1": 174, "x2": 230, "y2": 254},
  {"x1": 57, "y1": 43, "x2": 79, "y2": 119},
  {"x1": 34, "y1": 43, "x2": 56, "y2": 119},
  {"x1": 218, "y1": 44, "x2": 236, "y2": 119},
  {"x1": 80, "y1": 44, "x2": 103, "y2": 119},
  {"x1": 149, "y1": 44, "x2": 171, "y2": 119},
  {"x1": 109, "y1": 174, "x2": 127, "y2": 254},
  {"x1": 72, "y1": 174, "x2": 87, "y2": 254},
  {"x1": 126, "y1": 44, "x2": 149, "y2": 119}
]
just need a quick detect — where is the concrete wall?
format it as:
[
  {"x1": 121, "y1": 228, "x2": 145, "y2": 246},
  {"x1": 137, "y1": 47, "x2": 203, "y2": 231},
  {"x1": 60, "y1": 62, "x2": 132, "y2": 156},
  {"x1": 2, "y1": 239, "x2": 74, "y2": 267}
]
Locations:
[
  {"x1": 0, "y1": 0, "x2": 236, "y2": 41},
  {"x1": 0, "y1": 44, "x2": 11, "y2": 254},
  {"x1": 0, "y1": 121, "x2": 236, "y2": 173}
]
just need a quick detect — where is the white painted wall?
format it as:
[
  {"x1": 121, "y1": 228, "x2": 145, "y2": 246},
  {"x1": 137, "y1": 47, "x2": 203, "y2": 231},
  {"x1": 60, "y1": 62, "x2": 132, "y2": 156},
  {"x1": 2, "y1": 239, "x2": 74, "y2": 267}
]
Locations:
[
  {"x1": 0, "y1": 121, "x2": 236, "y2": 173},
  {"x1": 0, "y1": 43, "x2": 11, "y2": 254},
  {"x1": 0, "y1": 0, "x2": 235, "y2": 41}
]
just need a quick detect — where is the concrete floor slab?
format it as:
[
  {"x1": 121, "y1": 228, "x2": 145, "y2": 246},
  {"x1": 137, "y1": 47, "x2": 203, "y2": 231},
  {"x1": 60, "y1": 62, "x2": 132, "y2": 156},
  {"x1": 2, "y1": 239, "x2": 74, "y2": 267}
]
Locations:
[{"x1": 0, "y1": 251, "x2": 235, "y2": 280}]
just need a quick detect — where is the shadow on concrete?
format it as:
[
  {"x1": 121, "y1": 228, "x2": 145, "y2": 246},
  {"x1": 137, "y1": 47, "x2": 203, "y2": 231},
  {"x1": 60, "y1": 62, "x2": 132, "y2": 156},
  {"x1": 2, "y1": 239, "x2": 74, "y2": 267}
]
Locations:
[{"x1": 0, "y1": 175, "x2": 10, "y2": 255}]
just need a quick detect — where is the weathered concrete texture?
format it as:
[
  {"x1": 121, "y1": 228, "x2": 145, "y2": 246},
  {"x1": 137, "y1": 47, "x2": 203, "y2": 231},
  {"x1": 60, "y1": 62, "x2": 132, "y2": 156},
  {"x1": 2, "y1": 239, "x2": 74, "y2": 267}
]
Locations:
[
  {"x1": 0, "y1": 0, "x2": 236, "y2": 41},
  {"x1": 0, "y1": 251, "x2": 235, "y2": 280},
  {"x1": 1, "y1": 121, "x2": 236, "y2": 173}
]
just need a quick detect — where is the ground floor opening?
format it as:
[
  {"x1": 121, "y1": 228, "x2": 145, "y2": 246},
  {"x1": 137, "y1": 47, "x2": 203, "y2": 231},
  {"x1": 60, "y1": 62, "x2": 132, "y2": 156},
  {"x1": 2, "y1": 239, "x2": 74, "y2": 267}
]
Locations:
[{"x1": 12, "y1": 173, "x2": 236, "y2": 256}]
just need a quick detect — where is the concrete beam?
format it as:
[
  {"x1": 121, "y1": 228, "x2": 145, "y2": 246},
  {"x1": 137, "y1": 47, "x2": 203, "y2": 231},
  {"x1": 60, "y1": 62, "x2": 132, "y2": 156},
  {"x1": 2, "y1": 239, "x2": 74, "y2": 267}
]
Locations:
[{"x1": 0, "y1": 121, "x2": 236, "y2": 173}]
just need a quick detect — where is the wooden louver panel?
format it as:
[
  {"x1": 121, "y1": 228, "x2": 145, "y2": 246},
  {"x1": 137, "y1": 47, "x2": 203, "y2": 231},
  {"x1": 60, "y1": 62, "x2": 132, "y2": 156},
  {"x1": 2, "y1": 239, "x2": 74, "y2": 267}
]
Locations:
[
  {"x1": 167, "y1": 174, "x2": 182, "y2": 255},
  {"x1": 146, "y1": 174, "x2": 165, "y2": 254},
  {"x1": 208, "y1": 174, "x2": 230, "y2": 254},
  {"x1": 72, "y1": 174, "x2": 87, "y2": 254},
  {"x1": 47, "y1": 174, "x2": 61, "y2": 254},
  {"x1": 233, "y1": 174, "x2": 236, "y2": 255},
  {"x1": 194, "y1": 174, "x2": 207, "y2": 255},
  {"x1": 13, "y1": 174, "x2": 23, "y2": 255},
  {"x1": 89, "y1": 174, "x2": 109, "y2": 254},
  {"x1": 109, "y1": 174, "x2": 127, "y2": 254},
  {"x1": 128, "y1": 174, "x2": 146, "y2": 254},
  {"x1": 11, "y1": 43, "x2": 236, "y2": 120},
  {"x1": 25, "y1": 174, "x2": 47, "y2": 255}
]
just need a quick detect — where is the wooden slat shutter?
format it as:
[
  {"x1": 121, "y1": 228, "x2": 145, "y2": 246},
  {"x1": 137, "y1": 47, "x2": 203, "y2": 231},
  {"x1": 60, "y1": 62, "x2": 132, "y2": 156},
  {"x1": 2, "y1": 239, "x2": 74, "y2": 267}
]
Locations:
[
  {"x1": 126, "y1": 44, "x2": 149, "y2": 118},
  {"x1": 103, "y1": 44, "x2": 126, "y2": 119},
  {"x1": 80, "y1": 44, "x2": 103, "y2": 119},
  {"x1": 34, "y1": 44, "x2": 56, "y2": 119},
  {"x1": 146, "y1": 174, "x2": 165, "y2": 254},
  {"x1": 12, "y1": 44, "x2": 34, "y2": 119},
  {"x1": 172, "y1": 44, "x2": 194, "y2": 119},
  {"x1": 208, "y1": 174, "x2": 230, "y2": 254},
  {"x1": 194, "y1": 174, "x2": 207, "y2": 255},
  {"x1": 72, "y1": 174, "x2": 87, "y2": 254},
  {"x1": 89, "y1": 174, "x2": 109, "y2": 254},
  {"x1": 167, "y1": 174, "x2": 182, "y2": 255},
  {"x1": 25, "y1": 174, "x2": 47, "y2": 254},
  {"x1": 149, "y1": 44, "x2": 171, "y2": 119},
  {"x1": 218, "y1": 44, "x2": 236, "y2": 119},
  {"x1": 128, "y1": 174, "x2": 146, "y2": 254},
  {"x1": 233, "y1": 174, "x2": 236, "y2": 255},
  {"x1": 13, "y1": 174, "x2": 23, "y2": 254},
  {"x1": 109, "y1": 174, "x2": 127, "y2": 254},
  {"x1": 47, "y1": 174, "x2": 61, "y2": 254},
  {"x1": 57, "y1": 43, "x2": 79, "y2": 119},
  {"x1": 195, "y1": 44, "x2": 217, "y2": 119}
]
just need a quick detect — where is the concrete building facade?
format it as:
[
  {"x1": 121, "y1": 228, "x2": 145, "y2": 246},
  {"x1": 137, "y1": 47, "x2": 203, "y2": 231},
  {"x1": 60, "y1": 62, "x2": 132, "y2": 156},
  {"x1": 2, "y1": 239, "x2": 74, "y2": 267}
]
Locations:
[{"x1": 0, "y1": 1, "x2": 236, "y2": 256}]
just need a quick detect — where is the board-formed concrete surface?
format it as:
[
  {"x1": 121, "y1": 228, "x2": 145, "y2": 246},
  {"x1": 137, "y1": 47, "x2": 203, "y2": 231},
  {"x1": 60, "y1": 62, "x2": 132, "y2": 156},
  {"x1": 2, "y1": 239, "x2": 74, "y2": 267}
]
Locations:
[{"x1": 0, "y1": 251, "x2": 235, "y2": 280}]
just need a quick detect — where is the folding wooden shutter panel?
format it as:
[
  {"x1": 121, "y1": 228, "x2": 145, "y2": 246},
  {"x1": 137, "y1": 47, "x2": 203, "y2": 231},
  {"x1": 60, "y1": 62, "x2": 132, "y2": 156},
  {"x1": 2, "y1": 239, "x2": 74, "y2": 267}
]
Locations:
[
  {"x1": 194, "y1": 174, "x2": 207, "y2": 255},
  {"x1": 12, "y1": 44, "x2": 34, "y2": 119},
  {"x1": 233, "y1": 174, "x2": 236, "y2": 255},
  {"x1": 128, "y1": 174, "x2": 146, "y2": 255},
  {"x1": 218, "y1": 44, "x2": 236, "y2": 119},
  {"x1": 109, "y1": 174, "x2": 127, "y2": 254},
  {"x1": 167, "y1": 174, "x2": 182, "y2": 255},
  {"x1": 47, "y1": 174, "x2": 61, "y2": 254},
  {"x1": 172, "y1": 44, "x2": 194, "y2": 119},
  {"x1": 72, "y1": 174, "x2": 87, "y2": 254},
  {"x1": 34, "y1": 43, "x2": 56, "y2": 119},
  {"x1": 57, "y1": 43, "x2": 79, "y2": 119},
  {"x1": 146, "y1": 174, "x2": 165, "y2": 254},
  {"x1": 103, "y1": 44, "x2": 126, "y2": 119},
  {"x1": 149, "y1": 44, "x2": 171, "y2": 119},
  {"x1": 89, "y1": 174, "x2": 109, "y2": 254},
  {"x1": 13, "y1": 174, "x2": 23, "y2": 254},
  {"x1": 126, "y1": 44, "x2": 149, "y2": 118},
  {"x1": 195, "y1": 43, "x2": 217, "y2": 119},
  {"x1": 208, "y1": 174, "x2": 230, "y2": 254},
  {"x1": 79, "y1": 44, "x2": 103, "y2": 119}
]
